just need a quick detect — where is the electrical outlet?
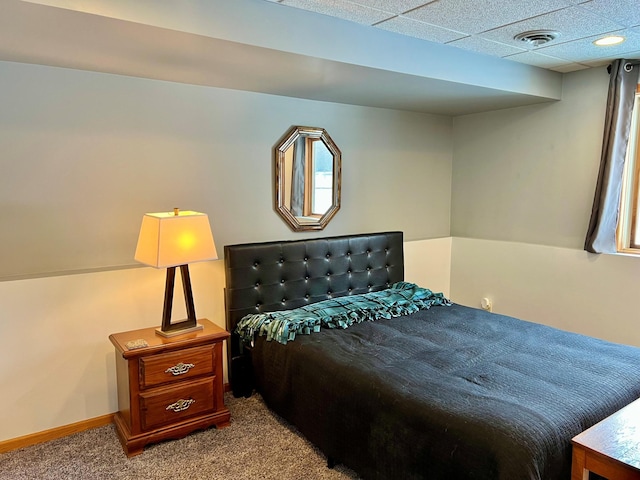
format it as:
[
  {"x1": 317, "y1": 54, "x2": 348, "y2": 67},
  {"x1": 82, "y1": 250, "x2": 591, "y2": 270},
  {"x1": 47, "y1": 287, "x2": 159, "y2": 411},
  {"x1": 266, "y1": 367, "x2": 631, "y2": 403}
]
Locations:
[{"x1": 481, "y1": 297, "x2": 492, "y2": 312}]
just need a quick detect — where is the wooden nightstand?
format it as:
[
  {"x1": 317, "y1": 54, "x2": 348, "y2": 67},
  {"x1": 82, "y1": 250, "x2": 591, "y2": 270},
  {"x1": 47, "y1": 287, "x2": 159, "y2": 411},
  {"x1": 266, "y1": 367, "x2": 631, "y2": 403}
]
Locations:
[
  {"x1": 109, "y1": 319, "x2": 230, "y2": 457},
  {"x1": 571, "y1": 398, "x2": 640, "y2": 480}
]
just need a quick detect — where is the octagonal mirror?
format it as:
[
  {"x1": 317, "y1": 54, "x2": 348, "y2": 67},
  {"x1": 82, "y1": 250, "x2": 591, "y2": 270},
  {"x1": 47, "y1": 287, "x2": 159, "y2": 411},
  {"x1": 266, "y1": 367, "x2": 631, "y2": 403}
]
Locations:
[{"x1": 274, "y1": 126, "x2": 341, "y2": 231}]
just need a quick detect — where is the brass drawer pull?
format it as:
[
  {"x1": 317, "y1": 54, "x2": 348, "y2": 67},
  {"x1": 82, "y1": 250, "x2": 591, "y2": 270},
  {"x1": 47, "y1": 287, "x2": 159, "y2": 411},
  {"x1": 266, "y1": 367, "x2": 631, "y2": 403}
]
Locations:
[
  {"x1": 165, "y1": 362, "x2": 195, "y2": 376},
  {"x1": 166, "y1": 399, "x2": 195, "y2": 412}
]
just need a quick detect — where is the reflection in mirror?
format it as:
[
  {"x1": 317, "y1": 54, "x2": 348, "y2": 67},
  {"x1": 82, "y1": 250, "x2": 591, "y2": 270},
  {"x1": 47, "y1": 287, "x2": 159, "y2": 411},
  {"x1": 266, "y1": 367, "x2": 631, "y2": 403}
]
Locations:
[{"x1": 275, "y1": 126, "x2": 341, "y2": 231}]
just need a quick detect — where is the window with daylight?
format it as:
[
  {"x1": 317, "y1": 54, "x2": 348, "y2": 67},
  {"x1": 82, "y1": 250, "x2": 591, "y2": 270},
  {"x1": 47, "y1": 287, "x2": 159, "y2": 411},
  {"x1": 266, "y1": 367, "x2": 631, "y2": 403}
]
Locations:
[
  {"x1": 617, "y1": 85, "x2": 640, "y2": 253},
  {"x1": 309, "y1": 138, "x2": 334, "y2": 216}
]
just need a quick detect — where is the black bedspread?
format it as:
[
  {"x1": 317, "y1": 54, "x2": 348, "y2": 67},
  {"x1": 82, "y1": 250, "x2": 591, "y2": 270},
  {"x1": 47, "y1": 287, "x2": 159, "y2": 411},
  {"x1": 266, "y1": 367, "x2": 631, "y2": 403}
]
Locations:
[{"x1": 250, "y1": 304, "x2": 640, "y2": 480}]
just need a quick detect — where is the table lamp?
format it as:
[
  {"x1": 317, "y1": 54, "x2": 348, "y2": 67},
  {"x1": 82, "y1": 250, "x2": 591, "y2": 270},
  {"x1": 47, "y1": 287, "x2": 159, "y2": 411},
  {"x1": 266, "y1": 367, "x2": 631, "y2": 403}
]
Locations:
[{"x1": 134, "y1": 208, "x2": 217, "y2": 337}]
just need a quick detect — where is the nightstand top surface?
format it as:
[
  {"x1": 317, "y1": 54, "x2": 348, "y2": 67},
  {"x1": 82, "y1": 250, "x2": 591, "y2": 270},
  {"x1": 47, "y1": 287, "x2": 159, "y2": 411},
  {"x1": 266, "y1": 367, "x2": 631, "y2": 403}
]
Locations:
[
  {"x1": 572, "y1": 397, "x2": 640, "y2": 471},
  {"x1": 109, "y1": 319, "x2": 229, "y2": 358}
]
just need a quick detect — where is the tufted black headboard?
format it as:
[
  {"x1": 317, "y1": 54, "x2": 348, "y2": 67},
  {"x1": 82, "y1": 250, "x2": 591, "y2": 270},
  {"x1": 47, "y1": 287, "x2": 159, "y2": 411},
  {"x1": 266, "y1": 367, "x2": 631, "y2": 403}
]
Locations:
[{"x1": 224, "y1": 231, "x2": 404, "y2": 396}]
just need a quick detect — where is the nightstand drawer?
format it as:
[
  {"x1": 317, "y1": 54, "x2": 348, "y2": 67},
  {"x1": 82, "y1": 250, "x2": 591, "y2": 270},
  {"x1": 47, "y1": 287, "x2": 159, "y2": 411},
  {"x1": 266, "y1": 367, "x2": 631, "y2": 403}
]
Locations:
[
  {"x1": 140, "y1": 377, "x2": 216, "y2": 431},
  {"x1": 139, "y1": 345, "x2": 215, "y2": 388}
]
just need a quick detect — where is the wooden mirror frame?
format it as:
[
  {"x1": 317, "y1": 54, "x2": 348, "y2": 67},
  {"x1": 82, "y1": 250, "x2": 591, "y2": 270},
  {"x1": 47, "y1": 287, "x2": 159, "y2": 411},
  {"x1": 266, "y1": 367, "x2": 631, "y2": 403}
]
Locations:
[{"x1": 274, "y1": 126, "x2": 342, "y2": 231}]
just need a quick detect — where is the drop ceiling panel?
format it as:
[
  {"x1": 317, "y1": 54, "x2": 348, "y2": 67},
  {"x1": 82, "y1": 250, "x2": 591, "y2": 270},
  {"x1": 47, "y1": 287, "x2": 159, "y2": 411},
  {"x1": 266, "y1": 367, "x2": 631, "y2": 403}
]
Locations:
[
  {"x1": 536, "y1": 29, "x2": 640, "y2": 63},
  {"x1": 339, "y1": 0, "x2": 432, "y2": 13},
  {"x1": 479, "y1": 6, "x2": 625, "y2": 49},
  {"x1": 404, "y1": 0, "x2": 573, "y2": 35},
  {"x1": 506, "y1": 51, "x2": 578, "y2": 69},
  {"x1": 578, "y1": 0, "x2": 640, "y2": 28},
  {"x1": 265, "y1": 0, "x2": 640, "y2": 72},
  {"x1": 447, "y1": 36, "x2": 526, "y2": 58},
  {"x1": 376, "y1": 16, "x2": 466, "y2": 43},
  {"x1": 279, "y1": 0, "x2": 392, "y2": 25}
]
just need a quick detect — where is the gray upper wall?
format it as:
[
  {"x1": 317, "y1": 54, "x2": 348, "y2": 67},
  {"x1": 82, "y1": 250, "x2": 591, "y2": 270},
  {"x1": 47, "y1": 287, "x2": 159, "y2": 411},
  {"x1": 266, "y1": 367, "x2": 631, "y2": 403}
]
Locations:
[
  {"x1": 451, "y1": 67, "x2": 609, "y2": 250},
  {"x1": 0, "y1": 60, "x2": 452, "y2": 280}
]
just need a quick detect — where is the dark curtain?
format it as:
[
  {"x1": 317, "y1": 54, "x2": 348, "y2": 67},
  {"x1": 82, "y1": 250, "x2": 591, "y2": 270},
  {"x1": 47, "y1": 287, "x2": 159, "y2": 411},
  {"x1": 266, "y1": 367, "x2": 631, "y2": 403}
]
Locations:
[
  {"x1": 291, "y1": 136, "x2": 306, "y2": 217},
  {"x1": 584, "y1": 59, "x2": 640, "y2": 253}
]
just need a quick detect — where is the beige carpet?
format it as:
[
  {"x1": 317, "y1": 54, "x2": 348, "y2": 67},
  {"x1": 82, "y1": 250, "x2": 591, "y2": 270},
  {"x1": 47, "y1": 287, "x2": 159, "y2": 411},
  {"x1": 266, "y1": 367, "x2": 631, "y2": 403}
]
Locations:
[{"x1": 0, "y1": 393, "x2": 360, "y2": 480}]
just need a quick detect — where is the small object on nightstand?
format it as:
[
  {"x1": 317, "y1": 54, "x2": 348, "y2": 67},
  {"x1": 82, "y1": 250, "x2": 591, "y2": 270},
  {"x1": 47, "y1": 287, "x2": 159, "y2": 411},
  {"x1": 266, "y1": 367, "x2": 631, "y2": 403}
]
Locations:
[{"x1": 125, "y1": 339, "x2": 149, "y2": 350}]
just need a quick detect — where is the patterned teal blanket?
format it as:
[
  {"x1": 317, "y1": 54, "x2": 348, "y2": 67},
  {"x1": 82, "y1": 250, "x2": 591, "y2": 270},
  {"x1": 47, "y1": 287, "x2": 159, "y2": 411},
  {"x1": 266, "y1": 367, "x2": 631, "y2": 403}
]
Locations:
[{"x1": 235, "y1": 282, "x2": 451, "y2": 344}]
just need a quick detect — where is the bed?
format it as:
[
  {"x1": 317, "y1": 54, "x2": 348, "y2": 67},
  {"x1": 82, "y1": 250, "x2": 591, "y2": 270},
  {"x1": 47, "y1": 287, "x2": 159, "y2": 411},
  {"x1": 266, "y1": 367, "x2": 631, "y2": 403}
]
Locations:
[{"x1": 224, "y1": 231, "x2": 640, "y2": 480}]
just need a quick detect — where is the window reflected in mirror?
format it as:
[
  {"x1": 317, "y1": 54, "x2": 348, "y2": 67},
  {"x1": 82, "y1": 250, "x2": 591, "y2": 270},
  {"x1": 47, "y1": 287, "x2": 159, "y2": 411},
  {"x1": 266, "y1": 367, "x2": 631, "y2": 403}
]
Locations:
[{"x1": 275, "y1": 126, "x2": 341, "y2": 231}]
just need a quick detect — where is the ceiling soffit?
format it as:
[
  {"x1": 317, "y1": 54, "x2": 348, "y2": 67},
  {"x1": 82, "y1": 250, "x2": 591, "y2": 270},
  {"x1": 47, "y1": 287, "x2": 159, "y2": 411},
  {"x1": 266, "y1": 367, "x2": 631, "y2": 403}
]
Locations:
[{"x1": 7, "y1": 0, "x2": 564, "y2": 115}]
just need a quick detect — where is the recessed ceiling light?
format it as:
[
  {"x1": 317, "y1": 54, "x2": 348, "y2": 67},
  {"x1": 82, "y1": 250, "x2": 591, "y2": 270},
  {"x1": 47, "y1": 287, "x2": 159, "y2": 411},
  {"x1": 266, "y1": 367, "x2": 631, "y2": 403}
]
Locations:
[{"x1": 594, "y1": 35, "x2": 625, "y2": 46}]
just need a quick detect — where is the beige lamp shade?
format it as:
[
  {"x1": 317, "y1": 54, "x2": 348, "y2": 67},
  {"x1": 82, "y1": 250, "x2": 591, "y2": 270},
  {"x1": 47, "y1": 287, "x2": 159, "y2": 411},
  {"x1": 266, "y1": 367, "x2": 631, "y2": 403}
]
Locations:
[{"x1": 134, "y1": 210, "x2": 217, "y2": 268}]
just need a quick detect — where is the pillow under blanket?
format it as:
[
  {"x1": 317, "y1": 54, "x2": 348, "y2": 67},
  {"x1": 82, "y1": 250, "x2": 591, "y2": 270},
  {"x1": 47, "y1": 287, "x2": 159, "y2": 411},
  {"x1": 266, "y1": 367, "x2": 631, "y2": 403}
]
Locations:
[{"x1": 235, "y1": 282, "x2": 451, "y2": 344}]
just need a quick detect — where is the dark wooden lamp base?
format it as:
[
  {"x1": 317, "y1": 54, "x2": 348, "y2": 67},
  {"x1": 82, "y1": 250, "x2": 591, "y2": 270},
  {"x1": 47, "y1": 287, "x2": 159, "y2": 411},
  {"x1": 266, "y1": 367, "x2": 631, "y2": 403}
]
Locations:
[{"x1": 157, "y1": 264, "x2": 203, "y2": 337}]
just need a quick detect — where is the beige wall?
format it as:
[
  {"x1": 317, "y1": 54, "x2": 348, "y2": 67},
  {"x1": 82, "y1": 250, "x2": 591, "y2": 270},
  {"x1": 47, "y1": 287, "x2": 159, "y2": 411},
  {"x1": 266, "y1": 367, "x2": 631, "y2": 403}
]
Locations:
[
  {"x1": 451, "y1": 237, "x2": 640, "y2": 347},
  {"x1": 0, "y1": 60, "x2": 453, "y2": 442}
]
